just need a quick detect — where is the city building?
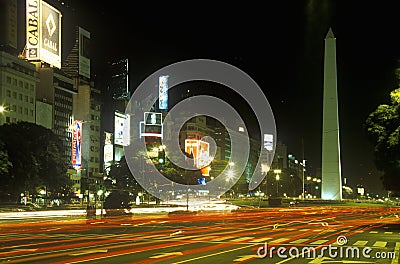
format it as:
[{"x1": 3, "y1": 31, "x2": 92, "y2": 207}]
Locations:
[
  {"x1": 0, "y1": 51, "x2": 38, "y2": 125},
  {"x1": 63, "y1": 26, "x2": 102, "y2": 201},
  {"x1": 100, "y1": 58, "x2": 130, "y2": 173}
]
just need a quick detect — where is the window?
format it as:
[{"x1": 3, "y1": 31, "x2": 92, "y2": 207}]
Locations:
[
  {"x1": 6, "y1": 76, "x2": 11, "y2": 84},
  {"x1": 6, "y1": 90, "x2": 11, "y2": 97},
  {"x1": 12, "y1": 92, "x2": 16, "y2": 99}
]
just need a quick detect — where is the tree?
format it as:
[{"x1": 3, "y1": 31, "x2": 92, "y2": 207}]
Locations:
[
  {"x1": 365, "y1": 88, "x2": 400, "y2": 193},
  {"x1": 0, "y1": 141, "x2": 13, "y2": 200},
  {"x1": 108, "y1": 156, "x2": 140, "y2": 193},
  {"x1": 0, "y1": 122, "x2": 71, "y2": 202}
]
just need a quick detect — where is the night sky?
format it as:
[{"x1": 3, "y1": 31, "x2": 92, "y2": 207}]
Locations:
[{"x1": 21, "y1": 0, "x2": 400, "y2": 195}]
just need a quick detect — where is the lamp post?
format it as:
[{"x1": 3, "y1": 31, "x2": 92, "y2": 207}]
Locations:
[
  {"x1": 300, "y1": 160, "x2": 306, "y2": 199},
  {"x1": 261, "y1": 163, "x2": 270, "y2": 198},
  {"x1": 274, "y1": 169, "x2": 281, "y2": 197}
]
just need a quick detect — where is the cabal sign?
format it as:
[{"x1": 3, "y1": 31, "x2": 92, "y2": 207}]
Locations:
[
  {"x1": 26, "y1": 0, "x2": 39, "y2": 59},
  {"x1": 26, "y1": 0, "x2": 62, "y2": 68}
]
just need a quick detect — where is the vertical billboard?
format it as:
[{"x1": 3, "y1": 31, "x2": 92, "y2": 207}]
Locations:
[
  {"x1": 104, "y1": 132, "x2": 113, "y2": 163},
  {"x1": 72, "y1": 120, "x2": 82, "y2": 169},
  {"x1": 158, "y1": 75, "x2": 169, "y2": 110},
  {"x1": 103, "y1": 132, "x2": 113, "y2": 175},
  {"x1": 264, "y1": 134, "x2": 273, "y2": 151},
  {"x1": 78, "y1": 27, "x2": 90, "y2": 78},
  {"x1": 26, "y1": 0, "x2": 62, "y2": 68},
  {"x1": 114, "y1": 112, "x2": 130, "y2": 146}
]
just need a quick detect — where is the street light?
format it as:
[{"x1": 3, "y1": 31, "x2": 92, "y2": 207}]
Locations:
[
  {"x1": 261, "y1": 163, "x2": 270, "y2": 197},
  {"x1": 274, "y1": 169, "x2": 281, "y2": 197}
]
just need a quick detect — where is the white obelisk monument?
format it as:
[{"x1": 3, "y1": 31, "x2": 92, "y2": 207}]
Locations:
[{"x1": 321, "y1": 27, "x2": 342, "y2": 200}]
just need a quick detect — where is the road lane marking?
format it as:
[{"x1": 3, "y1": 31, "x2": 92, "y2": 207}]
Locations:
[
  {"x1": 230, "y1": 237, "x2": 254, "y2": 242},
  {"x1": 353, "y1": 240, "x2": 368, "y2": 246},
  {"x1": 170, "y1": 230, "x2": 183, "y2": 236},
  {"x1": 212, "y1": 236, "x2": 235, "y2": 241},
  {"x1": 150, "y1": 252, "x2": 183, "y2": 258},
  {"x1": 269, "y1": 238, "x2": 289, "y2": 244},
  {"x1": 192, "y1": 236, "x2": 219, "y2": 241},
  {"x1": 369, "y1": 231, "x2": 378, "y2": 234},
  {"x1": 174, "y1": 235, "x2": 198, "y2": 240},
  {"x1": 69, "y1": 249, "x2": 108, "y2": 256},
  {"x1": 372, "y1": 241, "x2": 387, "y2": 247},
  {"x1": 253, "y1": 237, "x2": 272, "y2": 243},
  {"x1": 289, "y1": 239, "x2": 309, "y2": 244},
  {"x1": 384, "y1": 232, "x2": 393, "y2": 235},
  {"x1": 233, "y1": 254, "x2": 258, "y2": 262},
  {"x1": 310, "y1": 239, "x2": 329, "y2": 245}
]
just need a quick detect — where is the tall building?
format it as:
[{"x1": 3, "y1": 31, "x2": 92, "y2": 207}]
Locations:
[
  {"x1": 101, "y1": 58, "x2": 130, "y2": 171},
  {"x1": 321, "y1": 28, "x2": 343, "y2": 200},
  {"x1": 35, "y1": 65, "x2": 77, "y2": 193},
  {"x1": 0, "y1": 51, "x2": 38, "y2": 125},
  {"x1": 0, "y1": 0, "x2": 18, "y2": 55},
  {"x1": 63, "y1": 26, "x2": 102, "y2": 200}
]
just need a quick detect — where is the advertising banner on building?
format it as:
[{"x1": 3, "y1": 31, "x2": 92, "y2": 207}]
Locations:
[
  {"x1": 26, "y1": 0, "x2": 62, "y2": 68},
  {"x1": 104, "y1": 132, "x2": 113, "y2": 163},
  {"x1": 72, "y1": 120, "x2": 82, "y2": 169},
  {"x1": 114, "y1": 112, "x2": 130, "y2": 146},
  {"x1": 158, "y1": 75, "x2": 169, "y2": 110}
]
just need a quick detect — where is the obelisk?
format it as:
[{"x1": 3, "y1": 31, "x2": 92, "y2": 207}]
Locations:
[{"x1": 321, "y1": 27, "x2": 342, "y2": 200}]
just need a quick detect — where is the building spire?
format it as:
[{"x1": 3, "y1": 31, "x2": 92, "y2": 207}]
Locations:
[{"x1": 326, "y1": 27, "x2": 335, "y2": 39}]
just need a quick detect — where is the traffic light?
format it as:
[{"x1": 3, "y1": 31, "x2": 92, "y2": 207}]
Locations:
[{"x1": 158, "y1": 149, "x2": 165, "y2": 164}]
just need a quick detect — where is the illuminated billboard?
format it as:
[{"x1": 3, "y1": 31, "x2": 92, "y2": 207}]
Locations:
[
  {"x1": 78, "y1": 27, "x2": 90, "y2": 78},
  {"x1": 184, "y1": 139, "x2": 211, "y2": 170},
  {"x1": 158, "y1": 75, "x2": 169, "y2": 110},
  {"x1": 26, "y1": 0, "x2": 62, "y2": 68},
  {"x1": 114, "y1": 112, "x2": 130, "y2": 146},
  {"x1": 264, "y1": 134, "x2": 273, "y2": 151},
  {"x1": 104, "y1": 132, "x2": 113, "y2": 163},
  {"x1": 72, "y1": 120, "x2": 82, "y2": 169},
  {"x1": 144, "y1": 112, "x2": 162, "y2": 125}
]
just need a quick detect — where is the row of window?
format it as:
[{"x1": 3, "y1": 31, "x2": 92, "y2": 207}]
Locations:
[
  {"x1": 5, "y1": 116, "x2": 33, "y2": 123},
  {"x1": 5, "y1": 90, "x2": 35, "y2": 103},
  {"x1": 6, "y1": 105, "x2": 34, "y2": 116},
  {"x1": 5, "y1": 76, "x2": 35, "y2": 91}
]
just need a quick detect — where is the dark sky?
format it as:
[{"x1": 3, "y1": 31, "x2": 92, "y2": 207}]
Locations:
[{"x1": 34, "y1": 0, "x2": 400, "y2": 195}]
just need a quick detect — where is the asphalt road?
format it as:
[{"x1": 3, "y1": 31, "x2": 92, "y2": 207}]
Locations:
[{"x1": 0, "y1": 206, "x2": 399, "y2": 263}]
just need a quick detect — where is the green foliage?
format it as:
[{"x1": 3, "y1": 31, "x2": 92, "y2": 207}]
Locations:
[
  {"x1": 365, "y1": 88, "x2": 400, "y2": 192},
  {"x1": 0, "y1": 122, "x2": 71, "y2": 201},
  {"x1": 108, "y1": 156, "x2": 140, "y2": 193}
]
